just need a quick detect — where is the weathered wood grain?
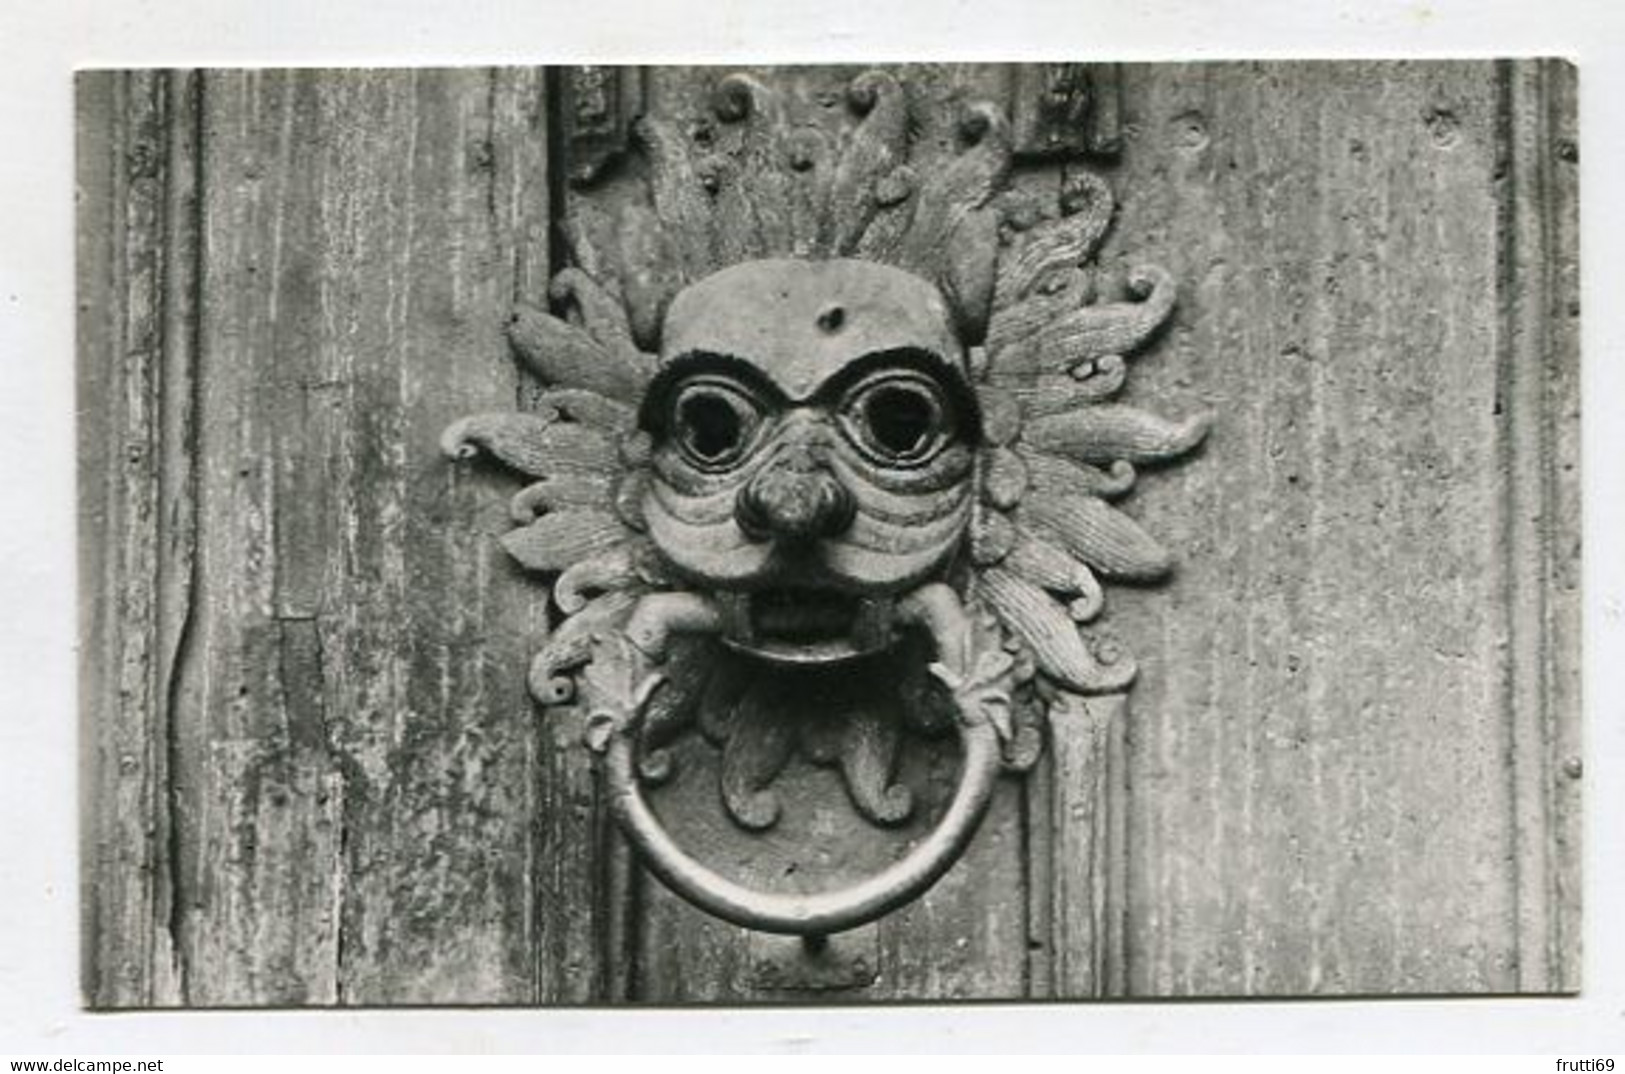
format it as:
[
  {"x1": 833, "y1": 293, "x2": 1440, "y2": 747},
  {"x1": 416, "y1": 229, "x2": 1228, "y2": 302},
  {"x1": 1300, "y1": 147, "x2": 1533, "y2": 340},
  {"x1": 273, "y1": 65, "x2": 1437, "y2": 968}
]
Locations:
[
  {"x1": 1544, "y1": 61, "x2": 1581, "y2": 997},
  {"x1": 1031, "y1": 693, "x2": 1124, "y2": 999},
  {"x1": 77, "y1": 70, "x2": 198, "y2": 1009},
  {"x1": 1103, "y1": 59, "x2": 1578, "y2": 996},
  {"x1": 82, "y1": 68, "x2": 556, "y2": 1006},
  {"x1": 1499, "y1": 59, "x2": 1581, "y2": 994}
]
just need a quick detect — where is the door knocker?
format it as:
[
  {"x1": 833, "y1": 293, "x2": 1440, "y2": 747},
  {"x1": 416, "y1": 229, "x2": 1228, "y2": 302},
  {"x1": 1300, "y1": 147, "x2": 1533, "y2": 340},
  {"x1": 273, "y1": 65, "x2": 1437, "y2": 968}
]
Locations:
[{"x1": 443, "y1": 70, "x2": 1208, "y2": 936}]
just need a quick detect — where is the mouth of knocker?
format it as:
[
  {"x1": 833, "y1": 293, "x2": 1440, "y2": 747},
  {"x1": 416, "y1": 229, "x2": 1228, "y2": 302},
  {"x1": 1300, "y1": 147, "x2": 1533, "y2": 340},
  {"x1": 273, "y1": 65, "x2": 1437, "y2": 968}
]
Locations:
[{"x1": 715, "y1": 584, "x2": 897, "y2": 665}]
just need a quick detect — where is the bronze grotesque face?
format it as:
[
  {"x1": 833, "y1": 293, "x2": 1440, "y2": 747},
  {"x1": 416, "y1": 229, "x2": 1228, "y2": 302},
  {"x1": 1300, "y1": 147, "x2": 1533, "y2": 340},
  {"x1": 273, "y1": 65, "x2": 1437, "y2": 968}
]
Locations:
[
  {"x1": 441, "y1": 69, "x2": 1208, "y2": 936},
  {"x1": 642, "y1": 260, "x2": 979, "y2": 664}
]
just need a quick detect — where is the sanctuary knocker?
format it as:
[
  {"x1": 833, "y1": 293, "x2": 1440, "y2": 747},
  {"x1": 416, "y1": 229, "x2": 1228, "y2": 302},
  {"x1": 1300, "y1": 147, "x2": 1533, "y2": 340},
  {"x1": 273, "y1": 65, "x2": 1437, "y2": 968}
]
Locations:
[{"x1": 442, "y1": 69, "x2": 1208, "y2": 939}]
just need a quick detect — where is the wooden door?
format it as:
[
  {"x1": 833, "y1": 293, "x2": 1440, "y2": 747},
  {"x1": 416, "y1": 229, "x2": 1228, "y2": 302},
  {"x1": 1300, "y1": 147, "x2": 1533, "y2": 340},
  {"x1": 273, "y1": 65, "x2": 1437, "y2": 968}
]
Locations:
[{"x1": 78, "y1": 60, "x2": 1578, "y2": 1007}]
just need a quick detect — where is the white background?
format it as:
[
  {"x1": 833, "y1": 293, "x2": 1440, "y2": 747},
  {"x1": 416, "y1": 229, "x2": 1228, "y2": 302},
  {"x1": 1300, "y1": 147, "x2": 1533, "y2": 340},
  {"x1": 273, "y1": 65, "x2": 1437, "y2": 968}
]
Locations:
[{"x1": 2, "y1": 0, "x2": 1622, "y2": 1054}]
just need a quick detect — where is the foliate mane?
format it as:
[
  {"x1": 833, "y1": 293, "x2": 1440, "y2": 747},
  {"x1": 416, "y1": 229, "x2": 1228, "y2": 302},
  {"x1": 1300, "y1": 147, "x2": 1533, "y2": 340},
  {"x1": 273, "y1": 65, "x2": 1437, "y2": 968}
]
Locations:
[
  {"x1": 442, "y1": 68, "x2": 1209, "y2": 801},
  {"x1": 565, "y1": 71, "x2": 1010, "y2": 351},
  {"x1": 966, "y1": 169, "x2": 1211, "y2": 696}
]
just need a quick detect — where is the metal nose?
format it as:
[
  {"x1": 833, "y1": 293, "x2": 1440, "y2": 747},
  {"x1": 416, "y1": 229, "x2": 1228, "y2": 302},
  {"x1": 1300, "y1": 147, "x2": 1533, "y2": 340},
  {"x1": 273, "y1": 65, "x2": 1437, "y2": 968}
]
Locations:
[{"x1": 735, "y1": 449, "x2": 856, "y2": 543}]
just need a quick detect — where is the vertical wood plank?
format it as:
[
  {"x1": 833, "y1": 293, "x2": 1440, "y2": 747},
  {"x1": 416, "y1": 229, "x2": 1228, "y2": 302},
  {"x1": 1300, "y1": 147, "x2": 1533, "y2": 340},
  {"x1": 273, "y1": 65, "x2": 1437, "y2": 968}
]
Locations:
[
  {"x1": 1543, "y1": 61, "x2": 1582, "y2": 996},
  {"x1": 180, "y1": 71, "x2": 344, "y2": 1003},
  {"x1": 1499, "y1": 58, "x2": 1582, "y2": 993},
  {"x1": 1038, "y1": 694, "x2": 1125, "y2": 998},
  {"x1": 171, "y1": 67, "x2": 551, "y2": 1005},
  {"x1": 77, "y1": 70, "x2": 198, "y2": 1009},
  {"x1": 1107, "y1": 60, "x2": 1526, "y2": 995}
]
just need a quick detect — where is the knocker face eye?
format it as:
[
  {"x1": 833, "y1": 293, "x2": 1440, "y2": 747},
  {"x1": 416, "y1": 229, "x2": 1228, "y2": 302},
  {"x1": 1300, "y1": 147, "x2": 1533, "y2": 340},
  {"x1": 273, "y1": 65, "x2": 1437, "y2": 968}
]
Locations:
[
  {"x1": 669, "y1": 376, "x2": 767, "y2": 472},
  {"x1": 837, "y1": 369, "x2": 956, "y2": 468}
]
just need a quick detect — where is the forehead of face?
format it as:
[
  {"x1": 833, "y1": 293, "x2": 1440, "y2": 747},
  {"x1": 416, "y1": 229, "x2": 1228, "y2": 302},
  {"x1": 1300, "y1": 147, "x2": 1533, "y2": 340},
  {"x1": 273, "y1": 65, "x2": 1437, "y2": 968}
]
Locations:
[{"x1": 660, "y1": 259, "x2": 964, "y2": 401}]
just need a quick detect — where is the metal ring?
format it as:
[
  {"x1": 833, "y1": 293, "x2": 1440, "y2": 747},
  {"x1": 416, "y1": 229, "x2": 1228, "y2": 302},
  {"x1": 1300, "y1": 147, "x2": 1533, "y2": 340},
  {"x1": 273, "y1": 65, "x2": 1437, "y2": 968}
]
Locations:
[{"x1": 604, "y1": 713, "x2": 1003, "y2": 936}]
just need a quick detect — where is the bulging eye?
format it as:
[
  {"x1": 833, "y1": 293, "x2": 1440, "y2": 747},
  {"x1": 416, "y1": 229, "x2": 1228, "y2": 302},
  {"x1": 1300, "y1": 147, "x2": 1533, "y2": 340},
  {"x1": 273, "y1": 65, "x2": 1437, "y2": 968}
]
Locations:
[
  {"x1": 839, "y1": 371, "x2": 953, "y2": 466},
  {"x1": 670, "y1": 377, "x2": 764, "y2": 470}
]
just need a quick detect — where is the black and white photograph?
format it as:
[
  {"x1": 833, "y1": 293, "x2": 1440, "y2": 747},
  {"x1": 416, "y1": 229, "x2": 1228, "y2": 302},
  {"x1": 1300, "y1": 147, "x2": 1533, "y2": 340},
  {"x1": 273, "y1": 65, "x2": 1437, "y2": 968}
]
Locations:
[{"x1": 71, "y1": 59, "x2": 1581, "y2": 1008}]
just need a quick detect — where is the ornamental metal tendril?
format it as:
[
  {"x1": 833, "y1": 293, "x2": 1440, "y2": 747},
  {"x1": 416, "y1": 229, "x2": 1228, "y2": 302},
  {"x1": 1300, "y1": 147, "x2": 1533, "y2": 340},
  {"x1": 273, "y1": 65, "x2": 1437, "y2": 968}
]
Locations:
[{"x1": 442, "y1": 70, "x2": 1209, "y2": 936}]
